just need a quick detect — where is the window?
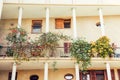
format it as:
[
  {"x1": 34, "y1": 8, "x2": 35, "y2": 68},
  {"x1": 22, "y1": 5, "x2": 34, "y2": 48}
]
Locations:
[
  {"x1": 80, "y1": 71, "x2": 90, "y2": 80},
  {"x1": 32, "y1": 20, "x2": 42, "y2": 34},
  {"x1": 55, "y1": 19, "x2": 71, "y2": 29}
]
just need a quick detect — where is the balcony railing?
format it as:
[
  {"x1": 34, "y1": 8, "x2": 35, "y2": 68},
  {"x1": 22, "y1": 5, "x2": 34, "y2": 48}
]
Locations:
[
  {"x1": 3, "y1": 0, "x2": 120, "y2": 5},
  {"x1": 0, "y1": 45, "x2": 120, "y2": 58},
  {"x1": 0, "y1": 45, "x2": 71, "y2": 58}
]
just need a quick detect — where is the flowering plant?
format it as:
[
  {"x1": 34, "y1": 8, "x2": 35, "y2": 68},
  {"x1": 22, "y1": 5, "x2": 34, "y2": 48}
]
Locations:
[
  {"x1": 95, "y1": 36, "x2": 114, "y2": 58},
  {"x1": 6, "y1": 27, "x2": 27, "y2": 43},
  {"x1": 6, "y1": 27, "x2": 28, "y2": 60}
]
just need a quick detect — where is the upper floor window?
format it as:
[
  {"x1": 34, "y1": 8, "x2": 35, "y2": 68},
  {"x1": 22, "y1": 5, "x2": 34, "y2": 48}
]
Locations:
[
  {"x1": 55, "y1": 19, "x2": 71, "y2": 29},
  {"x1": 32, "y1": 20, "x2": 42, "y2": 34}
]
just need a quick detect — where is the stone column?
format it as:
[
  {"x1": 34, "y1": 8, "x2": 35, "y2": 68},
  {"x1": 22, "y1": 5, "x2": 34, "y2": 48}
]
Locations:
[
  {"x1": 11, "y1": 63, "x2": 17, "y2": 80},
  {"x1": 45, "y1": 8, "x2": 49, "y2": 33},
  {"x1": 106, "y1": 62, "x2": 112, "y2": 80},
  {"x1": 98, "y1": 8, "x2": 105, "y2": 36},
  {"x1": 44, "y1": 62, "x2": 48, "y2": 80},
  {"x1": 18, "y1": 7, "x2": 23, "y2": 28},
  {"x1": 75, "y1": 63, "x2": 80, "y2": 80},
  {"x1": 0, "y1": 0, "x2": 3, "y2": 19},
  {"x1": 72, "y1": 8, "x2": 77, "y2": 39}
]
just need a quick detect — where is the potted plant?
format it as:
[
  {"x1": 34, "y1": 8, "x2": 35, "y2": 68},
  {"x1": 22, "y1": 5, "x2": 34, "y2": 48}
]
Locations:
[
  {"x1": 95, "y1": 36, "x2": 114, "y2": 58},
  {"x1": 70, "y1": 38, "x2": 91, "y2": 71}
]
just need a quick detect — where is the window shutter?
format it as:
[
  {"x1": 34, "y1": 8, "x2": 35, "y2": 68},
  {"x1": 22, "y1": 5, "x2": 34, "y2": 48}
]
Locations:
[
  {"x1": 55, "y1": 19, "x2": 64, "y2": 29},
  {"x1": 64, "y1": 42, "x2": 71, "y2": 54},
  {"x1": 90, "y1": 70, "x2": 96, "y2": 80},
  {"x1": 111, "y1": 70, "x2": 115, "y2": 80}
]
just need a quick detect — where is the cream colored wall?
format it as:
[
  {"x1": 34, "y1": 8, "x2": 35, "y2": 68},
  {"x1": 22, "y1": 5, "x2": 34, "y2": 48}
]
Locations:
[
  {"x1": 0, "y1": 0, "x2": 3, "y2": 19},
  {"x1": 0, "y1": 70, "x2": 10, "y2": 80},
  {"x1": 17, "y1": 68, "x2": 75, "y2": 80},
  {"x1": 3, "y1": 0, "x2": 120, "y2": 5},
  {"x1": 1, "y1": 15, "x2": 120, "y2": 46},
  {"x1": 104, "y1": 16, "x2": 120, "y2": 46},
  {"x1": 76, "y1": 16, "x2": 101, "y2": 42}
]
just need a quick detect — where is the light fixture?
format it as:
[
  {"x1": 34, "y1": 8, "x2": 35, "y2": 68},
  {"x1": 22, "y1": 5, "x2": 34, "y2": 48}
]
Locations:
[
  {"x1": 64, "y1": 73, "x2": 74, "y2": 80},
  {"x1": 96, "y1": 22, "x2": 101, "y2": 27}
]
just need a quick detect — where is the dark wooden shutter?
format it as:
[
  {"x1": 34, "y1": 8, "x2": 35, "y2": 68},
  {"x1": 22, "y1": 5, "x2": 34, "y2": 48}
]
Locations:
[
  {"x1": 111, "y1": 70, "x2": 115, "y2": 80},
  {"x1": 90, "y1": 70, "x2": 96, "y2": 80},
  {"x1": 55, "y1": 19, "x2": 64, "y2": 29},
  {"x1": 64, "y1": 42, "x2": 71, "y2": 54}
]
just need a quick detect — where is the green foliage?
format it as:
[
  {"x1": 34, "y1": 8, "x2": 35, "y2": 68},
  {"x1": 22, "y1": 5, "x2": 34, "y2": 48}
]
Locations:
[
  {"x1": 6, "y1": 27, "x2": 28, "y2": 60},
  {"x1": 95, "y1": 36, "x2": 114, "y2": 58},
  {"x1": 33, "y1": 32, "x2": 70, "y2": 57},
  {"x1": 70, "y1": 39, "x2": 91, "y2": 71},
  {"x1": 6, "y1": 27, "x2": 27, "y2": 43}
]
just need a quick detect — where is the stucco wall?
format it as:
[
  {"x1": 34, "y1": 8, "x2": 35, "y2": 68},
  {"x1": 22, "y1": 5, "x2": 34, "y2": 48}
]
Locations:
[
  {"x1": 0, "y1": 69, "x2": 75, "y2": 80},
  {"x1": 18, "y1": 68, "x2": 75, "y2": 80},
  {"x1": 1, "y1": 15, "x2": 120, "y2": 46},
  {"x1": 0, "y1": 70, "x2": 10, "y2": 80}
]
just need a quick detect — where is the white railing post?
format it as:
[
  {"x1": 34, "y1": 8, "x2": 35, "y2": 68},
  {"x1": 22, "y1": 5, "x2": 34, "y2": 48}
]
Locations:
[
  {"x1": 72, "y1": 8, "x2": 77, "y2": 39},
  {"x1": 44, "y1": 62, "x2": 48, "y2": 80},
  {"x1": 106, "y1": 62, "x2": 112, "y2": 80},
  {"x1": 75, "y1": 63, "x2": 80, "y2": 80},
  {"x1": 98, "y1": 8, "x2": 105, "y2": 36},
  {"x1": 45, "y1": 8, "x2": 49, "y2": 33},
  {"x1": 18, "y1": 7, "x2": 23, "y2": 28},
  {"x1": 11, "y1": 63, "x2": 17, "y2": 80},
  {"x1": 0, "y1": 0, "x2": 3, "y2": 19}
]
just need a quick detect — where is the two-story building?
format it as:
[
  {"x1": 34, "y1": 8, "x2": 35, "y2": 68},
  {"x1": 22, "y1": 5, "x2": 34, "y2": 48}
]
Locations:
[{"x1": 1, "y1": 0, "x2": 120, "y2": 80}]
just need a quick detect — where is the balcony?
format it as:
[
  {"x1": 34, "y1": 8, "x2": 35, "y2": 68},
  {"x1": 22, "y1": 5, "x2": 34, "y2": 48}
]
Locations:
[{"x1": 0, "y1": 45, "x2": 71, "y2": 58}]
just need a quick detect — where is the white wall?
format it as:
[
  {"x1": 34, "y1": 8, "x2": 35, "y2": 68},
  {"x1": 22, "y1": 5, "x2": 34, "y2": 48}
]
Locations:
[{"x1": 0, "y1": 0, "x2": 3, "y2": 19}]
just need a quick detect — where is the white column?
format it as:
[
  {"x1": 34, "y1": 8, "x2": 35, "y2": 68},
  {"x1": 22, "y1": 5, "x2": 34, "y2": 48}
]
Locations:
[
  {"x1": 75, "y1": 63, "x2": 80, "y2": 80},
  {"x1": 114, "y1": 68, "x2": 119, "y2": 80},
  {"x1": 45, "y1": 8, "x2": 49, "y2": 33},
  {"x1": 18, "y1": 7, "x2": 23, "y2": 28},
  {"x1": 106, "y1": 62, "x2": 112, "y2": 80},
  {"x1": 72, "y1": 8, "x2": 77, "y2": 39},
  {"x1": 0, "y1": 0, "x2": 3, "y2": 19},
  {"x1": 11, "y1": 63, "x2": 17, "y2": 80},
  {"x1": 98, "y1": 8, "x2": 105, "y2": 36},
  {"x1": 44, "y1": 62, "x2": 48, "y2": 80}
]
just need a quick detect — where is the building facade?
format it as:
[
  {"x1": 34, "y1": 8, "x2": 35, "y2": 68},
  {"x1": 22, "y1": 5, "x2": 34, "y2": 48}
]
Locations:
[{"x1": 1, "y1": 0, "x2": 120, "y2": 80}]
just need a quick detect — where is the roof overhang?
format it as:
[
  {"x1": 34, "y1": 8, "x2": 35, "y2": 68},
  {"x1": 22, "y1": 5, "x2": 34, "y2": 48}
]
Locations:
[{"x1": 1, "y1": 4, "x2": 120, "y2": 19}]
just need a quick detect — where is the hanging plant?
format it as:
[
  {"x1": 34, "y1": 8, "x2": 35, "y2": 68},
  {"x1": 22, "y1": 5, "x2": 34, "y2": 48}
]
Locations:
[
  {"x1": 95, "y1": 36, "x2": 114, "y2": 58},
  {"x1": 70, "y1": 38, "x2": 91, "y2": 71}
]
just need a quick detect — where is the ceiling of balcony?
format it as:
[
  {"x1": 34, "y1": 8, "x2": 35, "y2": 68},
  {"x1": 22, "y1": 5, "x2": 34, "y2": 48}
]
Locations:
[
  {"x1": 1, "y1": 4, "x2": 120, "y2": 19},
  {"x1": 0, "y1": 58, "x2": 120, "y2": 70}
]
